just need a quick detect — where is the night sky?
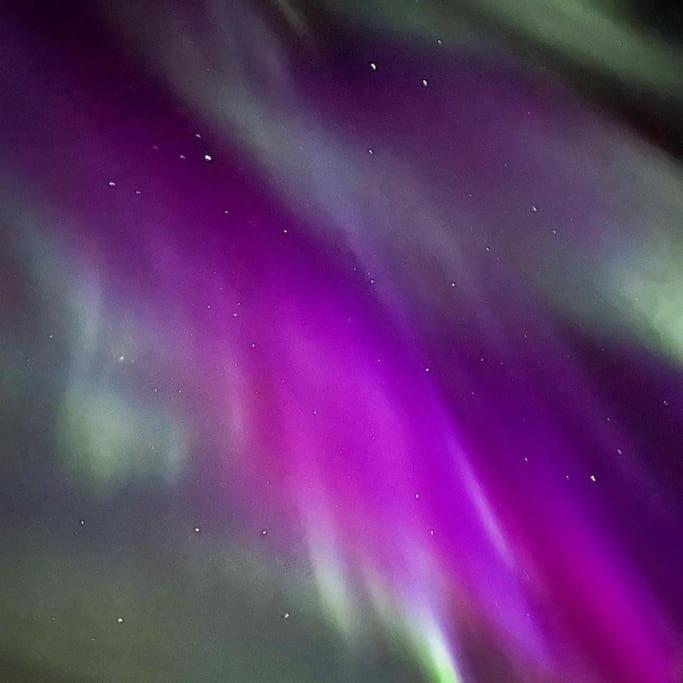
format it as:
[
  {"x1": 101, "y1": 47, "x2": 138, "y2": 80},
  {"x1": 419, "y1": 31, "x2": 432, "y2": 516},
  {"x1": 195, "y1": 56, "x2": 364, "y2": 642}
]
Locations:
[{"x1": 1, "y1": 2, "x2": 683, "y2": 681}]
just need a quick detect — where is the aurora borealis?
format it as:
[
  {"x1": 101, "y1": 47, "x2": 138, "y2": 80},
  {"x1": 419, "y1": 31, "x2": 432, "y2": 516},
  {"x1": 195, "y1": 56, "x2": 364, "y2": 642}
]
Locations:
[{"x1": 1, "y1": 1, "x2": 683, "y2": 681}]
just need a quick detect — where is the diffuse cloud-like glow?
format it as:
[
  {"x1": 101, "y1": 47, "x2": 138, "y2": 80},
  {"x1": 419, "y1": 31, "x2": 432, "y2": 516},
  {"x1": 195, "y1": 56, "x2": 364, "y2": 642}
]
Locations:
[{"x1": 1, "y1": 2, "x2": 682, "y2": 681}]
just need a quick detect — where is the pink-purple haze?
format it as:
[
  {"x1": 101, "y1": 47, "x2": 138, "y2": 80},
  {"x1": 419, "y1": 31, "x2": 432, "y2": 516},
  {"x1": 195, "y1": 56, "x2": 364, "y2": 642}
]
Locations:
[{"x1": 1, "y1": 2, "x2": 683, "y2": 682}]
